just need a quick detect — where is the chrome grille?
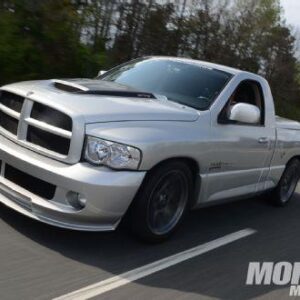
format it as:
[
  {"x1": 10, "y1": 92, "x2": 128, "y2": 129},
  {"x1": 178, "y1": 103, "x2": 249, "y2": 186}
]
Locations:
[
  {"x1": 0, "y1": 90, "x2": 73, "y2": 158},
  {"x1": 0, "y1": 91, "x2": 23, "y2": 135}
]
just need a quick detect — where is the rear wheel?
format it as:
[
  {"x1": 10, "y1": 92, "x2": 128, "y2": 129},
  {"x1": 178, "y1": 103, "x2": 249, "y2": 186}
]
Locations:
[
  {"x1": 271, "y1": 158, "x2": 300, "y2": 206},
  {"x1": 130, "y1": 161, "x2": 193, "y2": 243}
]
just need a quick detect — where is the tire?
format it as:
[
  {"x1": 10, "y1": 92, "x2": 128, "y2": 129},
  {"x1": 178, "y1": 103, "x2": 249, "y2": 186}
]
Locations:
[
  {"x1": 130, "y1": 161, "x2": 193, "y2": 243},
  {"x1": 271, "y1": 158, "x2": 300, "y2": 206}
]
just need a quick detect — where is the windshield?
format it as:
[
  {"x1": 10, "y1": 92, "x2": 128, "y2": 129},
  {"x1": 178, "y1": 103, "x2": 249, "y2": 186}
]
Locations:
[{"x1": 98, "y1": 58, "x2": 232, "y2": 110}]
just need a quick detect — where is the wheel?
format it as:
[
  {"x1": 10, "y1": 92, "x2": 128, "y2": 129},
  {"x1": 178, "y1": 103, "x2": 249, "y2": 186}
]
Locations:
[
  {"x1": 130, "y1": 161, "x2": 193, "y2": 243},
  {"x1": 271, "y1": 158, "x2": 300, "y2": 206}
]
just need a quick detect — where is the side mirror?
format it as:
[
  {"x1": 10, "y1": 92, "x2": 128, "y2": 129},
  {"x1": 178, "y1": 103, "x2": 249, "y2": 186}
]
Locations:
[
  {"x1": 229, "y1": 103, "x2": 261, "y2": 124},
  {"x1": 97, "y1": 70, "x2": 107, "y2": 77}
]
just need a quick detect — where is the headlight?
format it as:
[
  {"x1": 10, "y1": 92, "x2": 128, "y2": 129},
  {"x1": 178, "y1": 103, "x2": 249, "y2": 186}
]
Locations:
[{"x1": 84, "y1": 136, "x2": 141, "y2": 170}]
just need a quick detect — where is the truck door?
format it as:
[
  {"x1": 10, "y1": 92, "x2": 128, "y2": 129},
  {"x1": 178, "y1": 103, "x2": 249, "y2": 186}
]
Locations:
[{"x1": 205, "y1": 79, "x2": 275, "y2": 202}]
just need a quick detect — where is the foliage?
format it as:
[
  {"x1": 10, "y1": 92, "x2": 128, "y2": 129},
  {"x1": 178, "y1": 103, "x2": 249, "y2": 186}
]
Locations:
[{"x1": 0, "y1": 0, "x2": 299, "y2": 119}]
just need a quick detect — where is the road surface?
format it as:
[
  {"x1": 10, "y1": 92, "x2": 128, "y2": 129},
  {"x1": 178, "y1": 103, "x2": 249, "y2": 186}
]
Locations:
[{"x1": 1, "y1": 187, "x2": 300, "y2": 300}]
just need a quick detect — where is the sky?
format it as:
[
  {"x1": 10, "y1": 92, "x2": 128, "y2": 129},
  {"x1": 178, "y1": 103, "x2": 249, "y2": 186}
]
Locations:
[{"x1": 281, "y1": 0, "x2": 300, "y2": 29}]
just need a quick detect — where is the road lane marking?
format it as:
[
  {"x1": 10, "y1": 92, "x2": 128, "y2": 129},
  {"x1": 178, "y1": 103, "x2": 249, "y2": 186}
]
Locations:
[{"x1": 54, "y1": 228, "x2": 256, "y2": 300}]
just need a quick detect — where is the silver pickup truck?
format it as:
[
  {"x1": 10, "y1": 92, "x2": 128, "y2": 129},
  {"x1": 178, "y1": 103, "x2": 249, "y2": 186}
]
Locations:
[{"x1": 0, "y1": 57, "x2": 300, "y2": 242}]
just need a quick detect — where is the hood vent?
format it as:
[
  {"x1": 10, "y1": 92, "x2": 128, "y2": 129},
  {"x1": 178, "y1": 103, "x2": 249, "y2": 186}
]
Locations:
[
  {"x1": 52, "y1": 79, "x2": 89, "y2": 93},
  {"x1": 52, "y1": 79, "x2": 156, "y2": 99},
  {"x1": 77, "y1": 90, "x2": 156, "y2": 99}
]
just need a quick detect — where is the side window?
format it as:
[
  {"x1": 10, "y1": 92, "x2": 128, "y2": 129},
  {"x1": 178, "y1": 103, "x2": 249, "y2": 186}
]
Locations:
[{"x1": 218, "y1": 80, "x2": 265, "y2": 125}]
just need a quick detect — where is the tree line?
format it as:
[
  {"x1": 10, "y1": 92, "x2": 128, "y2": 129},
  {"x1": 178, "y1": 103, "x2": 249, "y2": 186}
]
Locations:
[{"x1": 0, "y1": 0, "x2": 299, "y2": 119}]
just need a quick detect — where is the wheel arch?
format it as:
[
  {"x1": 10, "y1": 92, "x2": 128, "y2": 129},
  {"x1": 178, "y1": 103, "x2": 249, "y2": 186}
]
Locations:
[
  {"x1": 142, "y1": 157, "x2": 201, "y2": 208},
  {"x1": 273, "y1": 155, "x2": 300, "y2": 188},
  {"x1": 288, "y1": 156, "x2": 300, "y2": 163},
  {"x1": 282, "y1": 156, "x2": 300, "y2": 172}
]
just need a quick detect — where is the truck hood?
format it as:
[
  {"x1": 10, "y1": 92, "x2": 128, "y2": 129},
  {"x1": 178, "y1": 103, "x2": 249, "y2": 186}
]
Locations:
[{"x1": 1, "y1": 79, "x2": 200, "y2": 123}]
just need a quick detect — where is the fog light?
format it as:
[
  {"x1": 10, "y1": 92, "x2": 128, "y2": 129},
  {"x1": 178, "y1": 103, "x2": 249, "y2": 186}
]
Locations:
[
  {"x1": 78, "y1": 194, "x2": 87, "y2": 207},
  {"x1": 66, "y1": 192, "x2": 86, "y2": 210}
]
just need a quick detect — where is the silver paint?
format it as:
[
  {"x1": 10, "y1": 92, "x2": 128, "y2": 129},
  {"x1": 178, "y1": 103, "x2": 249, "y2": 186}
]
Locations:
[{"x1": 0, "y1": 57, "x2": 299, "y2": 231}]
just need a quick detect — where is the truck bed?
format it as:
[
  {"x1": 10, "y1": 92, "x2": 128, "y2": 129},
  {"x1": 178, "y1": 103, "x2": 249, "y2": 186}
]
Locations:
[{"x1": 276, "y1": 116, "x2": 300, "y2": 130}]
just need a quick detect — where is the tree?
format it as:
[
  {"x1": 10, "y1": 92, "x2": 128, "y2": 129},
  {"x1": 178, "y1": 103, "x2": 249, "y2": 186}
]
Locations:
[
  {"x1": 0, "y1": 0, "x2": 299, "y2": 120},
  {"x1": 0, "y1": 0, "x2": 104, "y2": 84}
]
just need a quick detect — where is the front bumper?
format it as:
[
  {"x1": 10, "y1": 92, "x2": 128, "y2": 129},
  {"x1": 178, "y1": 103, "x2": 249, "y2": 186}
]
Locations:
[{"x1": 0, "y1": 134, "x2": 146, "y2": 231}]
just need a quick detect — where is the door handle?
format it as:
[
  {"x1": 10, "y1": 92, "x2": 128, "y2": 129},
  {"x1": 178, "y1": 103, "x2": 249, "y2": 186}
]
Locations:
[{"x1": 258, "y1": 137, "x2": 269, "y2": 144}]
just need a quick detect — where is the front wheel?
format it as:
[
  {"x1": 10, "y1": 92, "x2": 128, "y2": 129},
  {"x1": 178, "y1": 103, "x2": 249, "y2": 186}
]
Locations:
[
  {"x1": 271, "y1": 158, "x2": 300, "y2": 206},
  {"x1": 130, "y1": 161, "x2": 193, "y2": 243}
]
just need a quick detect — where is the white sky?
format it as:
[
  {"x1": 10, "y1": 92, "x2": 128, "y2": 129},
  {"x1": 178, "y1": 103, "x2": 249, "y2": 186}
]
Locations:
[{"x1": 281, "y1": 0, "x2": 300, "y2": 29}]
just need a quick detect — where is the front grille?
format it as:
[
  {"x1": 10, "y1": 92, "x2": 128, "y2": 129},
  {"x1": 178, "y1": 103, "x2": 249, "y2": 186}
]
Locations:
[
  {"x1": 0, "y1": 90, "x2": 73, "y2": 157},
  {"x1": 0, "y1": 91, "x2": 23, "y2": 135},
  {"x1": 5, "y1": 164, "x2": 56, "y2": 200},
  {"x1": 27, "y1": 126, "x2": 70, "y2": 155},
  {"x1": 0, "y1": 91, "x2": 24, "y2": 112},
  {"x1": 31, "y1": 102, "x2": 72, "y2": 131},
  {"x1": 0, "y1": 111, "x2": 18, "y2": 135}
]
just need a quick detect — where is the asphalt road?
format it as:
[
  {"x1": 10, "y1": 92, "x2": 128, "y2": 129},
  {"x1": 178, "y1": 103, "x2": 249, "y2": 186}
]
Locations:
[{"x1": 2, "y1": 187, "x2": 300, "y2": 300}]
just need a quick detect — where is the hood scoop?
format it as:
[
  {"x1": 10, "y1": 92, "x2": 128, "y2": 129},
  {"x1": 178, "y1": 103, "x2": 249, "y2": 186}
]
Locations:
[
  {"x1": 52, "y1": 79, "x2": 89, "y2": 93},
  {"x1": 52, "y1": 79, "x2": 156, "y2": 99}
]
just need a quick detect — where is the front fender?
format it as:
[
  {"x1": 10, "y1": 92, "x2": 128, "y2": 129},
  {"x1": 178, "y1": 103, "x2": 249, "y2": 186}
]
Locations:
[{"x1": 85, "y1": 114, "x2": 210, "y2": 171}]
